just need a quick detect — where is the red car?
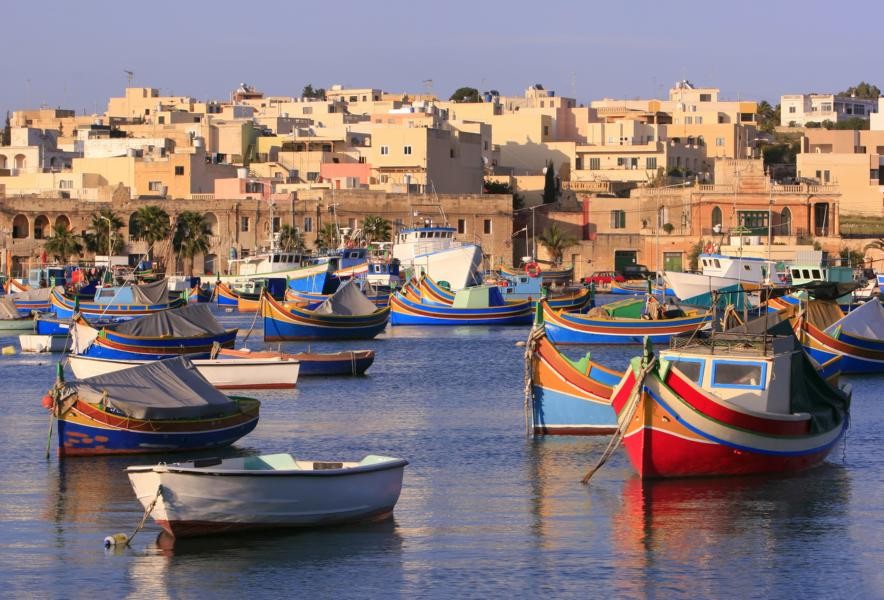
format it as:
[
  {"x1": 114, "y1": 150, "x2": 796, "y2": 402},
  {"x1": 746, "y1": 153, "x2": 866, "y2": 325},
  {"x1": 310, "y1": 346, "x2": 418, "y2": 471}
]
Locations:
[{"x1": 583, "y1": 271, "x2": 625, "y2": 286}]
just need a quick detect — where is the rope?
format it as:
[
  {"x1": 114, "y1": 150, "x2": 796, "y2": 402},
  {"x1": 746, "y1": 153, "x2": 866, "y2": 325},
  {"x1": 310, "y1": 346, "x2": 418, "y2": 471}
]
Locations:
[
  {"x1": 580, "y1": 355, "x2": 657, "y2": 485},
  {"x1": 523, "y1": 325, "x2": 544, "y2": 437},
  {"x1": 240, "y1": 294, "x2": 262, "y2": 345},
  {"x1": 350, "y1": 350, "x2": 357, "y2": 376},
  {"x1": 126, "y1": 485, "x2": 163, "y2": 547}
]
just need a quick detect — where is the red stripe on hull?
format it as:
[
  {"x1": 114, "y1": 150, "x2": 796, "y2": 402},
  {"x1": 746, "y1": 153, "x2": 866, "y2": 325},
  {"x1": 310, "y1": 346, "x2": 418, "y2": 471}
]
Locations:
[
  {"x1": 623, "y1": 426, "x2": 836, "y2": 478},
  {"x1": 533, "y1": 425, "x2": 617, "y2": 435}
]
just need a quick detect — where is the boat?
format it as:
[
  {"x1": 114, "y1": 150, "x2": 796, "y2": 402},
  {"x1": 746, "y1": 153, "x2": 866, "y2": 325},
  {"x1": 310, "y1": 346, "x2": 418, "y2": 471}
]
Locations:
[
  {"x1": 392, "y1": 224, "x2": 483, "y2": 290},
  {"x1": 71, "y1": 304, "x2": 238, "y2": 360},
  {"x1": 284, "y1": 281, "x2": 392, "y2": 309},
  {"x1": 539, "y1": 296, "x2": 712, "y2": 344},
  {"x1": 792, "y1": 296, "x2": 884, "y2": 374},
  {"x1": 0, "y1": 296, "x2": 34, "y2": 330},
  {"x1": 8, "y1": 287, "x2": 52, "y2": 316},
  {"x1": 488, "y1": 272, "x2": 593, "y2": 312},
  {"x1": 34, "y1": 312, "x2": 125, "y2": 336},
  {"x1": 50, "y1": 281, "x2": 185, "y2": 320},
  {"x1": 217, "y1": 249, "x2": 338, "y2": 294},
  {"x1": 499, "y1": 263, "x2": 573, "y2": 285},
  {"x1": 609, "y1": 279, "x2": 677, "y2": 297},
  {"x1": 126, "y1": 452, "x2": 407, "y2": 538},
  {"x1": 44, "y1": 356, "x2": 260, "y2": 457},
  {"x1": 524, "y1": 315, "x2": 623, "y2": 435},
  {"x1": 68, "y1": 353, "x2": 300, "y2": 389},
  {"x1": 219, "y1": 348, "x2": 375, "y2": 376},
  {"x1": 662, "y1": 254, "x2": 774, "y2": 302},
  {"x1": 262, "y1": 282, "x2": 390, "y2": 341},
  {"x1": 389, "y1": 276, "x2": 533, "y2": 326},
  {"x1": 608, "y1": 319, "x2": 851, "y2": 478},
  {"x1": 19, "y1": 334, "x2": 72, "y2": 353}
]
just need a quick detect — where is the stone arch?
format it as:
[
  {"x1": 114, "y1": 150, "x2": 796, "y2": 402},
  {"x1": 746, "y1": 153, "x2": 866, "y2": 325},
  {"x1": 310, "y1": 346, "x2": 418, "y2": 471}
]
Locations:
[
  {"x1": 711, "y1": 206, "x2": 722, "y2": 230},
  {"x1": 0, "y1": 155, "x2": 7, "y2": 169},
  {"x1": 50, "y1": 156, "x2": 59, "y2": 169},
  {"x1": 12, "y1": 214, "x2": 29, "y2": 238},
  {"x1": 128, "y1": 213, "x2": 139, "y2": 239},
  {"x1": 33, "y1": 215, "x2": 50, "y2": 240},
  {"x1": 55, "y1": 214, "x2": 72, "y2": 231},
  {"x1": 204, "y1": 253, "x2": 218, "y2": 275},
  {"x1": 14, "y1": 154, "x2": 26, "y2": 170},
  {"x1": 780, "y1": 207, "x2": 792, "y2": 236},
  {"x1": 204, "y1": 212, "x2": 219, "y2": 236}
]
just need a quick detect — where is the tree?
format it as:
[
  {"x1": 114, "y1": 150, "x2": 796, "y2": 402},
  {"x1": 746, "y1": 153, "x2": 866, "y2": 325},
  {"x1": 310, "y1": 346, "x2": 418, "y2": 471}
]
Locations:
[
  {"x1": 172, "y1": 211, "x2": 211, "y2": 276},
  {"x1": 43, "y1": 223, "x2": 83, "y2": 263},
  {"x1": 537, "y1": 222, "x2": 577, "y2": 266},
  {"x1": 863, "y1": 238, "x2": 884, "y2": 252},
  {"x1": 362, "y1": 215, "x2": 391, "y2": 245},
  {"x1": 687, "y1": 239, "x2": 706, "y2": 272},
  {"x1": 840, "y1": 81, "x2": 881, "y2": 99},
  {"x1": 542, "y1": 161, "x2": 557, "y2": 204},
  {"x1": 302, "y1": 84, "x2": 326, "y2": 100},
  {"x1": 277, "y1": 224, "x2": 305, "y2": 252},
  {"x1": 484, "y1": 180, "x2": 523, "y2": 210},
  {"x1": 130, "y1": 205, "x2": 171, "y2": 268},
  {"x1": 314, "y1": 223, "x2": 340, "y2": 251},
  {"x1": 449, "y1": 87, "x2": 480, "y2": 103},
  {"x1": 1, "y1": 111, "x2": 10, "y2": 146},
  {"x1": 83, "y1": 209, "x2": 124, "y2": 255},
  {"x1": 840, "y1": 246, "x2": 866, "y2": 268},
  {"x1": 757, "y1": 100, "x2": 780, "y2": 133}
]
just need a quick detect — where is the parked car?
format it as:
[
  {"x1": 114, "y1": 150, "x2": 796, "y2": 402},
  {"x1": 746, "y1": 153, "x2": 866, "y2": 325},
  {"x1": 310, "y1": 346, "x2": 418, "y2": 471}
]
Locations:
[
  {"x1": 620, "y1": 264, "x2": 651, "y2": 280},
  {"x1": 582, "y1": 271, "x2": 625, "y2": 286}
]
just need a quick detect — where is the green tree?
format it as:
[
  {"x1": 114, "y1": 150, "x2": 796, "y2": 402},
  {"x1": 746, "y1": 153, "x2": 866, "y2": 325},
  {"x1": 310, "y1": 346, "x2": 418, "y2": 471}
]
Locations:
[
  {"x1": 831, "y1": 117, "x2": 870, "y2": 130},
  {"x1": 277, "y1": 224, "x2": 305, "y2": 252},
  {"x1": 43, "y1": 223, "x2": 83, "y2": 263},
  {"x1": 839, "y1": 82, "x2": 881, "y2": 99},
  {"x1": 449, "y1": 87, "x2": 480, "y2": 103},
  {"x1": 314, "y1": 223, "x2": 340, "y2": 251},
  {"x1": 839, "y1": 246, "x2": 866, "y2": 268},
  {"x1": 130, "y1": 205, "x2": 171, "y2": 267},
  {"x1": 172, "y1": 211, "x2": 211, "y2": 276},
  {"x1": 362, "y1": 215, "x2": 391, "y2": 244},
  {"x1": 542, "y1": 161, "x2": 557, "y2": 204},
  {"x1": 302, "y1": 84, "x2": 326, "y2": 100},
  {"x1": 484, "y1": 181, "x2": 523, "y2": 210},
  {"x1": 537, "y1": 222, "x2": 577, "y2": 266},
  {"x1": 83, "y1": 209, "x2": 124, "y2": 255},
  {"x1": 687, "y1": 239, "x2": 706, "y2": 272},
  {"x1": 757, "y1": 101, "x2": 780, "y2": 133},
  {"x1": 863, "y1": 238, "x2": 884, "y2": 252},
  {"x1": 1, "y1": 111, "x2": 10, "y2": 146}
]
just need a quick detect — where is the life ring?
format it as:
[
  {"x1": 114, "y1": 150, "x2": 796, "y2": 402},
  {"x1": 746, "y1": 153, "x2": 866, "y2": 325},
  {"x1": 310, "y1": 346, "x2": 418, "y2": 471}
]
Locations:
[
  {"x1": 497, "y1": 280, "x2": 509, "y2": 288},
  {"x1": 525, "y1": 262, "x2": 541, "y2": 277},
  {"x1": 704, "y1": 242, "x2": 714, "y2": 254}
]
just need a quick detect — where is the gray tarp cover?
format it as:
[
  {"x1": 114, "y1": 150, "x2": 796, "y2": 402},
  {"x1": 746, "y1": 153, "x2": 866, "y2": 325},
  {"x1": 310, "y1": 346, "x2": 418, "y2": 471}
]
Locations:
[
  {"x1": 69, "y1": 356, "x2": 239, "y2": 419},
  {"x1": 11, "y1": 287, "x2": 53, "y2": 301},
  {"x1": 0, "y1": 297, "x2": 21, "y2": 319},
  {"x1": 314, "y1": 280, "x2": 378, "y2": 316},
  {"x1": 111, "y1": 304, "x2": 227, "y2": 337},
  {"x1": 130, "y1": 279, "x2": 170, "y2": 305},
  {"x1": 826, "y1": 298, "x2": 884, "y2": 339}
]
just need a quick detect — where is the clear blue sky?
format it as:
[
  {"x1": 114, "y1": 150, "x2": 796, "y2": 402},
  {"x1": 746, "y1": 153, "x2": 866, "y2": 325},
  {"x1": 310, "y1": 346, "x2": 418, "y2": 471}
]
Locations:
[{"x1": 1, "y1": 0, "x2": 880, "y2": 116}]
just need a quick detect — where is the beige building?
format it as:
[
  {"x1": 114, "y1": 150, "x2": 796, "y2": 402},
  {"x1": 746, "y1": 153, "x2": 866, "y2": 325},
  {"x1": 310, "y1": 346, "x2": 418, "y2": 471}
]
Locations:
[{"x1": 780, "y1": 93, "x2": 879, "y2": 127}]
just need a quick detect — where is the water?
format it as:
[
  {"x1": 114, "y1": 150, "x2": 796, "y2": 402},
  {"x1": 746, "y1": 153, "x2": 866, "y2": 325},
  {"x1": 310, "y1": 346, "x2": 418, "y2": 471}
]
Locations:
[{"x1": 0, "y1": 309, "x2": 882, "y2": 599}]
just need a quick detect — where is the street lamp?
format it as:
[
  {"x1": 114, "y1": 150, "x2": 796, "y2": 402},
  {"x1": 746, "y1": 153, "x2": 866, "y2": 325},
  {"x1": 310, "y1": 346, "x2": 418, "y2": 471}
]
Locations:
[
  {"x1": 99, "y1": 215, "x2": 113, "y2": 283},
  {"x1": 514, "y1": 203, "x2": 553, "y2": 262}
]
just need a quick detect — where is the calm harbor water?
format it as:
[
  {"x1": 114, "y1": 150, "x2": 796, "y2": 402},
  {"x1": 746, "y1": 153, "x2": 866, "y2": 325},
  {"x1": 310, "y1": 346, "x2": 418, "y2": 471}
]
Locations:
[{"x1": 0, "y1": 304, "x2": 882, "y2": 599}]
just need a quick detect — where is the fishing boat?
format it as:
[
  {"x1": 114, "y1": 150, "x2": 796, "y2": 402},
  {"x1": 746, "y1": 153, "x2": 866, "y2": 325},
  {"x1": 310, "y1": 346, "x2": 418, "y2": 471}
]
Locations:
[
  {"x1": 524, "y1": 315, "x2": 623, "y2": 435},
  {"x1": 609, "y1": 279, "x2": 677, "y2": 297},
  {"x1": 219, "y1": 348, "x2": 375, "y2": 376},
  {"x1": 68, "y1": 353, "x2": 300, "y2": 389},
  {"x1": 284, "y1": 282, "x2": 392, "y2": 309},
  {"x1": 8, "y1": 287, "x2": 52, "y2": 316},
  {"x1": 217, "y1": 249, "x2": 337, "y2": 293},
  {"x1": 44, "y1": 356, "x2": 260, "y2": 457},
  {"x1": 608, "y1": 322, "x2": 851, "y2": 478},
  {"x1": 71, "y1": 304, "x2": 237, "y2": 360},
  {"x1": 50, "y1": 281, "x2": 185, "y2": 320},
  {"x1": 389, "y1": 277, "x2": 533, "y2": 326},
  {"x1": 499, "y1": 263, "x2": 573, "y2": 285},
  {"x1": 262, "y1": 282, "x2": 390, "y2": 341},
  {"x1": 0, "y1": 296, "x2": 35, "y2": 330},
  {"x1": 540, "y1": 296, "x2": 712, "y2": 344},
  {"x1": 662, "y1": 254, "x2": 773, "y2": 302},
  {"x1": 19, "y1": 334, "x2": 72, "y2": 353},
  {"x1": 392, "y1": 224, "x2": 483, "y2": 290},
  {"x1": 126, "y1": 452, "x2": 407, "y2": 537},
  {"x1": 792, "y1": 296, "x2": 884, "y2": 374},
  {"x1": 488, "y1": 273, "x2": 593, "y2": 312}
]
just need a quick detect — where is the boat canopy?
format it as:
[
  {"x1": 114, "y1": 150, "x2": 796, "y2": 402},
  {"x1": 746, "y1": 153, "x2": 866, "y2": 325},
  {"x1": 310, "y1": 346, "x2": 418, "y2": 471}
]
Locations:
[
  {"x1": 130, "y1": 279, "x2": 169, "y2": 305},
  {"x1": 314, "y1": 281, "x2": 378, "y2": 316},
  {"x1": 12, "y1": 287, "x2": 53, "y2": 302},
  {"x1": 68, "y1": 356, "x2": 238, "y2": 419},
  {"x1": 111, "y1": 304, "x2": 227, "y2": 337},
  {"x1": 0, "y1": 297, "x2": 20, "y2": 319},
  {"x1": 825, "y1": 298, "x2": 884, "y2": 339}
]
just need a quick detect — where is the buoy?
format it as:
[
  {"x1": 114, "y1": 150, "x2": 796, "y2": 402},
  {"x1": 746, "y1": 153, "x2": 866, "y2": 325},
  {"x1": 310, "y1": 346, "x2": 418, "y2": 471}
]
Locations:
[
  {"x1": 1, "y1": 346, "x2": 15, "y2": 355},
  {"x1": 103, "y1": 533, "x2": 129, "y2": 548},
  {"x1": 41, "y1": 394, "x2": 54, "y2": 409}
]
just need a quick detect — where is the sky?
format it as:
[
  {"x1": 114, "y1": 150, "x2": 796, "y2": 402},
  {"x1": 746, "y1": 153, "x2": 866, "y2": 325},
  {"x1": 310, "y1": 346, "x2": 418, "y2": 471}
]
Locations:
[{"x1": 1, "y1": 0, "x2": 881, "y2": 116}]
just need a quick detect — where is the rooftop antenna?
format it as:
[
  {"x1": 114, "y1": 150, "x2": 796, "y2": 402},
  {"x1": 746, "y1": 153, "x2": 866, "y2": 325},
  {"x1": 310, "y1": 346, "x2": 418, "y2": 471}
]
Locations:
[
  {"x1": 570, "y1": 71, "x2": 576, "y2": 100},
  {"x1": 124, "y1": 70, "x2": 134, "y2": 88},
  {"x1": 422, "y1": 79, "x2": 433, "y2": 96}
]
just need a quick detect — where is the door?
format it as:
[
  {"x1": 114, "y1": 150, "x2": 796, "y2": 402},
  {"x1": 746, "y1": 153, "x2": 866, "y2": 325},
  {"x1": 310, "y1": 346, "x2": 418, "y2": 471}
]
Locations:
[
  {"x1": 614, "y1": 250, "x2": 637, "y2": 274},
  {"x1": 663, "y1": 252, "x2": 683, "y2": 272}
]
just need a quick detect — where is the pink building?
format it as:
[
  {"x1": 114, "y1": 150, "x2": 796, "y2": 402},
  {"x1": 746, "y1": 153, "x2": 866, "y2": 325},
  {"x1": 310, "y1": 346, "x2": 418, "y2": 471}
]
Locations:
[{"x1": 319, "y1": 162, "x2": 371, "y2": 189}]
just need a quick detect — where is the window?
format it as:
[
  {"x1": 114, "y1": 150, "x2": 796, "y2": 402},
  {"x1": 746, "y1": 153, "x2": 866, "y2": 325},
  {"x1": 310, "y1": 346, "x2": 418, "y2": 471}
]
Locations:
[
  {"x1": 380, "y1": 146, "x2": 389, "y2": 155},
  {"x1": 811, "y1": 269, "x2": 822, "y2": 279},
  {"x1": 450, "y1": 148, "x2": 455, "y2": 158},
  {"x1": 855, "y1": 105, "x2": 865, "y2": 115},
  {"x1": 404, "y1": 145, "x2": 412, "y2": 155},
  {"x1": 58, "y1": 180, "x2": 73, "y2": 189},
  {"x1": 669, "y1": 358, "x2": 704, "y2": 383},
  {"x1": 303, "y1": 217, "x2": 313, "y2": 233},
  {"x1": 610, "y1": 210, "x2": 626, "y2": 229},
  {"x1": 457, "y1": 219, "x2": 466, "y2": 234},
  {"x1": 802, "y1": 269, "x2": 810, "y2": 279},
  {"x1": 738, "y1": 210, "x2": 769, "y2": 234},
  {"x1": 148, "y1": 181, "x2": 163, "y2": 192},
  {"x1": 715, "y1": 137, "x2": 725, "y2": 147},
  {"x1": 303, "y1": 107, "x2": 313, "y2": 115},
  {"x1": 646, "y1": 157, "x2": 657, "y2": 170},
  {"x1": 788, "y1": 106, "x2": 796, "y2": 113},
  {"x1": 483, "y1": 219, "x2": 492, "y2": 235},
  {"x1": 695, "y1": 116, "x2": 702, "y2": 124},
  {"x1": 240, "y1": 216, "x2": 250, "y2": 232},
  {"x1": 712, "y1": 360, "x2": 766, "y2": 389},
  {"x1": 306, "y1": 172, "x2": 319, "y2": 182},
  {"x1": 174, "y1": 166, "x2": 184, "y2": 175},
  {"x1": 272, "y1": 217, "x2": 281, "y2": 233},
  {"x1": 711, "y1": 206, "x2": 722, "y2": 229},
  {"x1": 245, "y1": 182, "x2": 263, "y2": 193},
  {"x1": 699, "y1": 93, "x2": 712, "y2": 102},
  {"x1": 543, "y1": 125, "x2": 549, "y2": 136},
  {"x1": 589, "y1": 157, "x2": 600, "y2": 170},
  {"x1": 685, "y1": 116, "x2": 693, "y2": 124}
]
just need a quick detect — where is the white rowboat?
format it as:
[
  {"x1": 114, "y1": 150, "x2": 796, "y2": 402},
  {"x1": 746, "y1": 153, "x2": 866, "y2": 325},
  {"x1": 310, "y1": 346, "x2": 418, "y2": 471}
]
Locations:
[
  {"x1": 68, "y1": 354, "x2": 299, "y2": 389},
  {"x1": 19, "y1": 334, "x2": 72, "y2": 353},
  {"x1": 127, "y1": 453, "x2": 408, "y2": 537}
]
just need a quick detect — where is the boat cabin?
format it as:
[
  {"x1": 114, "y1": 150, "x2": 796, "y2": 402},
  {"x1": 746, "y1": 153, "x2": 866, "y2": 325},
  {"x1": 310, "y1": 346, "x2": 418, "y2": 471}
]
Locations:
[
  {"x1": 392, "y1": 226, "x2": 458, "y2": 261},
  {"x1": 698, "y1": 254, "x2": 773, "y2": 283},
  {"x1": 231, "y1": 252, "x2": 326, "y2": 276}
]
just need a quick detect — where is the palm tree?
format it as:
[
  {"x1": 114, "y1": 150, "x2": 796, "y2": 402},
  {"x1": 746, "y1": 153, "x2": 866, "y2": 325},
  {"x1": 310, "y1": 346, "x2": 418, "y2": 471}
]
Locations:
[
  {"x1": 43, "y1": 223, "x2": 83, "y2": 263},
  {"x1": 172, "y1": 211, "x2": 211, "y2": 276},
  {"x1": 314, "y1": 223, "x2": 340, "y2": 252},
  {"x1": 83, "y1": 209, "x2": 124, "y2": 256},
  {"x1": 362, "y1": 215, "x2": 391, "y2": 245},
  {"x1": 130, "y1": 205, "x2": 171, "y2": 268},
  {"x1": 277, "y1": 224, "x2": 305, "y2": 252},
  {"x1": 537, "y1": 222, "x2": 577, "y2": 266},
  {"x1": 863, "y1": 238, "x2": 884, "y2": 252}
]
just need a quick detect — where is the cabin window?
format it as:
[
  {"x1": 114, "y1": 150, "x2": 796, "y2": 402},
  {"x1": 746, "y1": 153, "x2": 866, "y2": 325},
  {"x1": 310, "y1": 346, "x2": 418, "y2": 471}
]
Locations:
[
  {"x1": 791, "y1": 269, "x2": 800, "y2": 278},
  {"x1": 811, "y1": 269, "x2": 821, "y2": 279},
  {"x1": 99, "y1": 289, "x2": 116, "y2": 298},
  {"x1": 272, "y1": 255, "x2": 280, "y2": 263},
  {"x1": 713, "y1": 259, "x2": 721, "y2": 268},
  {"x1": 668, "y1": 358, "x2": 704, "y2": 383},
  {"x1": 420, "y1": 232, "x2": 427, "y2": 238},
  {"x1": 802, "y1": 269, "x2": 810, "y2": 279},
  {"x1": 743, "y1": 264, "x2": 751, "y2": 271},
  {"x1": 711, "y1": 360, "x2": 766, "y2": 389}
]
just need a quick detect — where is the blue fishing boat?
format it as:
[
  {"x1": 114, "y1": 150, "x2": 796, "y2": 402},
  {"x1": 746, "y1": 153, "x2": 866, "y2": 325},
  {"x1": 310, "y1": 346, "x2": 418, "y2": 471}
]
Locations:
[
  {"x1": 220, "y1": 348, "x2": 375, "y2": 376},
  {"x1": 50, "y1": 280, "x2": 184, "y2": 320},
  {"x1": 794, "y1": 296, "x2": 884, "y2": 374},
  {"x1": 9, "y1": 287, "x2": 52, "y2": 316},
  {"x1": 262, "y1": 282, "x2": 390, "y2": 341},
  {"x1": 390, "y1": 277, "x2": 533, "y2": 326},
  {"x1": 540, "y1": 296, "x2": 712, "y2": 344},
  {"x1": 284, "y1": 281, "x2": 391, "y2": 308},
  {"x1": 71, "y1": 304, "x2": 237, "y2": 360},
  {"x1": 493, "y1": 273, "x2": 594, "y2": 312},
  {"x1": 44, "y1": 357, "x2": 259, "y2": 457}
]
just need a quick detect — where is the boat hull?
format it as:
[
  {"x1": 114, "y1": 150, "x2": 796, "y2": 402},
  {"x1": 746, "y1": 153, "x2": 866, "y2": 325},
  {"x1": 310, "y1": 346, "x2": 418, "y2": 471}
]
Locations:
[
  {"x1": 541, "y1": 302, "x2": 711, "y2": 344},
  {"x1": 262, "y1": 293, "x2": 389, "y2": 341},
  {"x1": 50, "y1": 287, "x2": 184, "y2": 320},
  {"x1": 19, "y1": 334, "x2": 71, "y2": 353},
  {"x1": 389, "y1": 292, "x2": 532, "y2": 326}
]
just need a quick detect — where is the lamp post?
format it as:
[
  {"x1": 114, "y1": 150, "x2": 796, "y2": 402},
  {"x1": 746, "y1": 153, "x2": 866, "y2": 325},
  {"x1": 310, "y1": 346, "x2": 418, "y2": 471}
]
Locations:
[
  {"x1": 514, "y1": 203, "x2": 553, "y2": 263},
  {"x1": 99, "y1": 215, "x2": 112, "y2": 282}
]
